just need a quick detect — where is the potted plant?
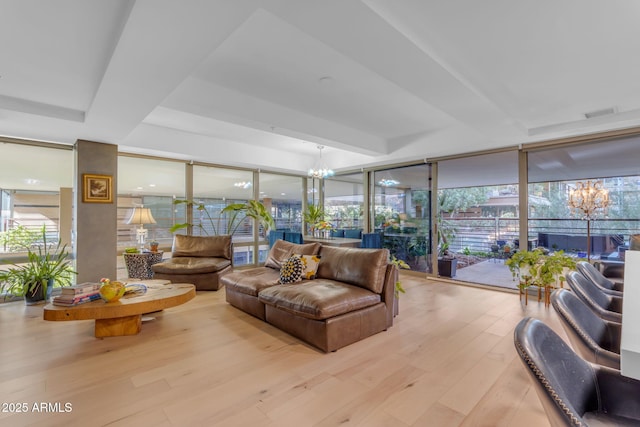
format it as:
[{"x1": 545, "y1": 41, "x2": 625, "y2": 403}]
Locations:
[
  {"x1": 149, "y1": 241, "x2": 159, "y2": 252},
  {"x1": 303, "y1": 204, "x2": 325, "y2": 236},
  {"x1": 170, "y1": 199, "x2": 274, "y2": 237},
  {"x1": 506, "y1": 248, "x2": 576, "y2": 304},
  {"x1": 0, "y1": 227, "x2": 76, "y2": 304},
  {"x1": 437, "y1": 242, "x2": 457, "y2": 278}
]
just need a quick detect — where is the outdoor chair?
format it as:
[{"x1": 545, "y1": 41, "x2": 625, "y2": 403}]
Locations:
[
  {"x1": 576, "y1": 261, "x2": 624, "y2": 293},
  {"x1": 550, "y1": 289, "x2": 621, "y2": 369},
  {"x1": 565, "y1": 271, "x2": 623, "y2": 323},
  {"x1": 489, "y1": 244, "x2": 500, "y2": 263},
  {"x1": 514, "y1": 317, "x2": 640, "y2": 426}
]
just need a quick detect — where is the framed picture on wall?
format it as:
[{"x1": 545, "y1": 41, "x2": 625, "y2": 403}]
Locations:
[{"x1": 83, "y1": 174, "x2": 113, "y2": 203}]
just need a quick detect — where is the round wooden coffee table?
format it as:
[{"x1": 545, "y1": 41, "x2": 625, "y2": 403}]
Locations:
[{"x1": 43, "y1": 283, "x2": 195, "y2": 338}]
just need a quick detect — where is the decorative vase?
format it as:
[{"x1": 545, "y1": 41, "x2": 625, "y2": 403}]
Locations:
[
  {"x1": 100, "y1": 281, "x2": 126, "y2": 303},
  {"x1": 150, "y1": 243, "x2": 159, "y2": 252}
]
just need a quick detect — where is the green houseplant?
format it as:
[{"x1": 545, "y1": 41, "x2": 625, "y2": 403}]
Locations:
[
  {"x1": 0, "y1": 227, "x2": 76, "y2": 304},
  {"x1": 506, "y1": 248, "x2": 576, "y2": 304},
  {"x1": 302, "y1": 204, "x2": 325, "y2": 236},
  {"x1": 170, "y1": 199, "x2": 275, "y2": 237}
]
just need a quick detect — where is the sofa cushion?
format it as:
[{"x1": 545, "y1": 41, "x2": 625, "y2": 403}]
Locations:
[
  {"x1": 152, "y1": 257, "x2": 231, "y2": 275},
  {"x1": 279, "y1": 256, "x2": 303, "y2": 284},
  {"x1": 171, "y1": 234, "x2": 232, "y2": 260},
  {"x1": 316, "y1": 246, "x2": 389, "y2": 294},
  {"x1": 220, "y1": 267, "x2": 281, "y2": 297},
  {"x1": 264, "y1": 239, "x2": 321, "y2": 270},
  {"x1": 298, "y1": 254, "x2": 321, "y2": 280},
  {"x1": 258, "y1": 280, "x2": 381, "y2": 320}
]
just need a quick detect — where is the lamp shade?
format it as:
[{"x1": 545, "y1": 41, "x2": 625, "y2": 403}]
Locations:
[{"x1": 126, "y1": 207, "x2": 156, "y2": 225}]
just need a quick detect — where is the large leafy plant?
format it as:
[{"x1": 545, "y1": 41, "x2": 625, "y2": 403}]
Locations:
[
  {"x1": 506, "y1": 248, "x2": 576, "y2": 290},
  {"x1": 302, "y1": 204, "x2": 325, "y2": 234},
  {"x1": 170, "y1": 199, "x2": 274, "y2": 236}
]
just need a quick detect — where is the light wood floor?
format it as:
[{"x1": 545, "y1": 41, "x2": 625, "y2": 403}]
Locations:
[{"x1": 0, "y1": 274, "x2": 566, "y2": 426}]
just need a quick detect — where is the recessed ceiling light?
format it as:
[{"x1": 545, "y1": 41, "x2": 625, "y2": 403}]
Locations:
[
  {"x1": 149, "y1": 184, "x2": 156, "y2": 187},
  {"x1": 281, "y1": 193, "x2": 286, "y2": 196},
  {"x1": 25, "y1": 178, "x2": 39, "y2": 185},
  {"x1": 136, "y1": 186, "x2": 143, "y2": 190}
]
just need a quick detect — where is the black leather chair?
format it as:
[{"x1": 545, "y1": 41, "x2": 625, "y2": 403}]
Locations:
[
  {"x1": 550, "y1": 289, "x2": 621, "y2": 369},
  {"x1": 514, "y1": 317, "x2": 640, "y2": 426},
  {"x1": 576, "y1": 261, "x2": 624, "y2": 294},
  {"x1": 566, "y1": 271, "x2": 623, "y2": 323}
]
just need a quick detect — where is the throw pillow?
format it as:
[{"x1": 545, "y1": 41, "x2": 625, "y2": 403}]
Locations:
[
  {"x1": 297, "y1": 254, "x2": 321, "y2": 280},
  {"x1": 279, "y1": 255, "x2": 303, "y2": 284},
  {"x1": 265, "y1": 240, "x2": 321, "y2": 269}
]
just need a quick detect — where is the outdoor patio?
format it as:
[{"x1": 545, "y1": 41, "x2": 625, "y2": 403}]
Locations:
[{"x1": 453, "y1": 258, "x2": 518, "y2": 290}]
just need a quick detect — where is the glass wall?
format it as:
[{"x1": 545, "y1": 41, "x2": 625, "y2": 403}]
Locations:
[
  {"x1": 117, "y1": 156, "x2": 186, "y2": 250},
  {"x1": 528, "y1": 137, "x2": 640, "y2": 260},
  {"x1": 193, "y1": 165, "x2": 255, "y2": 266},
  {"x1": 372, "y1": 164, "x2": 431, "y2": 273},
  {"x1": 259, "y1": 173, "x2": 303, "y2": 233},
  {"x1": 324, "y1": 173, "x2": 364, "y2": 232},
  {"x1": 0, "y1": 142, "x2": 73, "y2": 254}
]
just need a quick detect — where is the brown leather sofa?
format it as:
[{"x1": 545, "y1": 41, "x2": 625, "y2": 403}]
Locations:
[
  {"x1": 152, "y1": 234, "x2": 232, "y2": 291},
  {"x1": 221, "y1": 239, "x2": 397, "y2": 352}
]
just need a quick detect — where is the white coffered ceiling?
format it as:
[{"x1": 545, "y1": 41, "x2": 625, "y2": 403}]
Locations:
[{"x1": 2, "y1": 0, "x2": 640, "y2": 176}]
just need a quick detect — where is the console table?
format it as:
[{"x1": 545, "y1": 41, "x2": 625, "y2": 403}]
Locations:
[{"x1": 123, "y1": 251, "x2": 164, "y2": 279}]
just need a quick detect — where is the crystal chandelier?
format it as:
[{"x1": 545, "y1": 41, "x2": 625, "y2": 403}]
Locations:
[
  {"x1": 568, "y1": 180, "x2": 610, "y2": 260},
  {"x1": 308, "y1": 145, "x2": 334, "y2": 179}
]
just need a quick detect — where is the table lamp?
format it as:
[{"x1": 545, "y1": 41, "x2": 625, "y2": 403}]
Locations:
[{"x1": 126, "y1": 206, "x2": 156, "y2": 250}]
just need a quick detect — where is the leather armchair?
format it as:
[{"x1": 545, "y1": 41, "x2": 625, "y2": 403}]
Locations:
[
  {"x1": 151, "y1": 234, "x2": 232, "y2": 290},
  {"x1": 514, "y1": 317, "x2": 640, "y2": 426},
  {"x1": 566, "y1": 271, "x2": 622, "y2": 323},
  {"x1": 576, "y1": 261, "x2": 624, "y2": 294},
  {"x1": 550, "y1": 289, "x2": 621, "y2": 369}
]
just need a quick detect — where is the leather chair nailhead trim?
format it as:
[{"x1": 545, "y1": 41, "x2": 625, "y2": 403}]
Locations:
[{"x1": 515, "y1": 339, "x2": 585, "y2": 426}]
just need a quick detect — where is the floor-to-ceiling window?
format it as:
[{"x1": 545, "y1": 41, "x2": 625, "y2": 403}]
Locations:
[
  {"x1": 259, "y1": 173, "x2": 304, "y2": 233},
  {"x1": 437, "y1": 150, "x2": 519, "y2": 286},
  {"x1": 527, "y1": 136, "x2": 640, "y2": 260},
  {"x1": 372, "y1": 164, "x2": 432, "y2": 273},
  {"x1": 117, "y1": 156, "x2": 186, "y2": 250},
  {"x1": 0, "y1": 141, "x2": 73, "y2": 255},
  {"x1": 192, "y1": 165, "x2": 255, "y2": 266},
  {"x1": 325, "y1": 172, "x2": 364, "y2": 232}
]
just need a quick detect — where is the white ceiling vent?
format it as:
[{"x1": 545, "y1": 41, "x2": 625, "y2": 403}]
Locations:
[{"x1": 584, "y1": 107, "x2": 618, "y2": 119}]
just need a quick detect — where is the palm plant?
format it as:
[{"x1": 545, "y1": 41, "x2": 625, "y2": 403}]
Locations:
[
  {"x1": 170, "y1": 199, "x2": 274, "y2": 236},
  {"x1": 303, "y1": 204, "x2": 325, "y2": 235}
]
